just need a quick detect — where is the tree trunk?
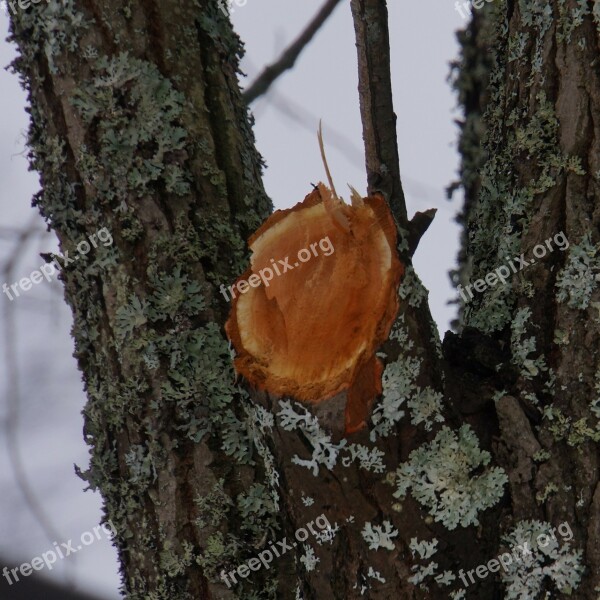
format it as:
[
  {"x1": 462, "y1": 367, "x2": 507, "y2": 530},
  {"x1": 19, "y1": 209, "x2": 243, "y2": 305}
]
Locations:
[
  {"x1": 450, "y1": 1, "x2": 600, "y2": 598},
  {"x1": 7, "y1": 0, "x2": 600, "y2": 598}
]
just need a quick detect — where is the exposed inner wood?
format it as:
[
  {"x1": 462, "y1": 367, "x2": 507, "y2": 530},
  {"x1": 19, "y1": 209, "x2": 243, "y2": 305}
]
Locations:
[{"x1": 226, "y1": 183, "x2": 403, "y2": 433}]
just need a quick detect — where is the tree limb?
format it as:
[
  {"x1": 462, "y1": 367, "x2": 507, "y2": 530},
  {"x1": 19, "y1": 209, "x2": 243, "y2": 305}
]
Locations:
[
  {"x1": 350, "y1": 0, "x2": 408, "y2": 229},
  {"x1": 243, "y1": 0, "x2": 344, "y2": 104},
  {"x1": 1, "y1": 217, "x2": 68, "y2": 559},
  {"x1": 407, "y1": 207, "x2": 437, "y2": 257}
]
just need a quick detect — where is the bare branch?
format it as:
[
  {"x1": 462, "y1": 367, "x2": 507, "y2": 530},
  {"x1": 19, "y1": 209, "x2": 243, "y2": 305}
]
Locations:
[
  {"x1": 0, "y1": 216, "x2": 43, "y2": 274},
  {"x1": 243, "y1": 0, "x2": 344, "y2": 104},
  {"x1": 350, "y1": 0, "x2": 407, "y2": 228},
  {"x1": 1, "y1": 216, "x2": 68, "y2": 557},
  {"x1": 407, "y1": 208, "x2": 437, "y2": 256},
  {"x1": 247, "y1": 75, "x2": 445, "y2": 210}
]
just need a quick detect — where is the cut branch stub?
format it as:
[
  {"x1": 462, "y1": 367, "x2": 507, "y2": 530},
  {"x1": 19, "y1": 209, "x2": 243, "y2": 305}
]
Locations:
[{"x1": 225, "y1": 183, "x2": 404, "y2": 433}]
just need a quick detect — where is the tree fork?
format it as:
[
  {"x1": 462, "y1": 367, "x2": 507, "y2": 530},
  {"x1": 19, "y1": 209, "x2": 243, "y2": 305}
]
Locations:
[{"x1": 8, "y1": 0, "x2": 600, "y2": 598}]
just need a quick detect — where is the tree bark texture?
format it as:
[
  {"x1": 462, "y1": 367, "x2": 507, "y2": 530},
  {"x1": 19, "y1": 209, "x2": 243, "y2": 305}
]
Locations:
[
  {"x1": 7, "y1": 0, "x2": 600, "y2": 598},
  {"x1": 451, "y1": 1, "x2": 600, "y2": 598}
]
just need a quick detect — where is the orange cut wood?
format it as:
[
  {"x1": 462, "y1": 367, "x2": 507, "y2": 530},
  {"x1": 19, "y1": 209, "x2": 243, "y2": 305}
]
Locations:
[{"x1": 225, "y1": 183, "x2": 404, "y2": 434}]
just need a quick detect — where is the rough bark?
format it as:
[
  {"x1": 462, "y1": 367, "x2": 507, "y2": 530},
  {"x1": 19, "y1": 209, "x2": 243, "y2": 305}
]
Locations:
[
  {"x1": 7, "y1": 0, "x2": 600, "y2": 598},
  {"x1": 9, "y1": 1, "x2": 274, "y2": 597},
  {"x1": 450, "y1": 1, "x2": 600, "y2": 598}
]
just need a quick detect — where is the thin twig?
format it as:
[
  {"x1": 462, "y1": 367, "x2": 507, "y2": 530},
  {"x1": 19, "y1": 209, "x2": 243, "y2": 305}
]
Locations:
[
  {"x1": 1, "y1": 216, "x2": 68, "y2": 555},
  {"x1": 0, "y1": 216, "x2": 42, "y2": 275},
  {"x1": 0, "y1": 226, "x2": 26, "y2": 240},
  {"x1": 243, "y1": 0, "x2": 344, "y2": 104},
  {"x1": 3, "y1": 299, "x2": 66, "y2": 547},
  {"x1": 245, "y1": 59, "x2": 446, "y2": 212},
  {"x1": 257, "y1": 87, "x2": 444, "y2": 206},
  {"x1": 318, "y1": 121, "x2": 339, "y2": 199},
  {"x1": 350, "y1": 0, "x2": 408, "y2": 228}
]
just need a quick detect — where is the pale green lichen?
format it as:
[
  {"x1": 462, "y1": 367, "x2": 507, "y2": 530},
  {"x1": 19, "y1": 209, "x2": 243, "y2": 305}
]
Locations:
[
  {"x1": 542, "y1": 405, "x2": 600, "y2": 446},
  {"x1": 299, "y1": 546, "x2": 319, "y2": 572},
  {"x1": 492, "y1": 389, "x2": 509, "y2": 403},
  {"x1": 410, "y1": 536, "x2": 438, "y2": 558},
  {"x1": 196, "y1": 532, "x2": 239, "y2": 580},
  {"x1": 397, "y1": 225, "x2": 410, "y2": 254},
  {"x1": 536, "y1": 482, "x2": 559, "y2": 504},
  {"x1": 557, "y1": 0, "x2": 589, "y2": 43},
  {"x1": 508, "y1": 31, "x2": 529, "y2": 63},
  {"x1": 522, "y1": 392, "x2": 541, "y2": 407},
  {"x1": 300, "y1": 493, "x2": 314, "y2": 507},
  {"x1": 245, "y1": 404, "x2": 280, "y2": 496},
  {"x1": 594, "y1": 0, "x2": 600, "y2": 33},
  {"x1": 434, "y1": 570, "x2": 456, "y2": 587},
  {"x1": 556, "y1": 233, "x2": 600, "y2": 310},
  {"x1": 367, "y1": 566, "x2": 385, "y2": 583},
  {"x1": 590, "y1": 368, "x2": 600, "y2": 420},
  {"x1": 124, "y1": 443, "x2": 157, "y2": 488},
  {"x1": 533, "y1": 449, "x2": 551, "y2": 462},
  {"x1": 160, "y1": 540, "x2": 195, "y2": 578},
  {"x1": 510, "y1": 307, "x2": 547, "y2": 379},
  {"x1": 313, "y1": 521, "x2": 340, "y2": 546},
  {"x1": 407, "y1": 387, "x2": 445, "y2": 431},
  {"x1": 553, "y1": 329, "x2": 570, "y2": 346},
  {"x1": 236, "y1": 483, "x2": 278, "y2": 538},
  {"x1": 390, "y1": 425, "x2": 508, "y2": 530},
  {"x1": 241, "y1": 581, "x2": 278, "y2": 600},
  {"x1": 278, "y1": 400, "x2": 386, "y2": 474},
  {"x1": 388, "y1": 313, "x2": 414, "y2": 349},
  {"x1": 409, "y1": 561, "x2": 438, "y2": 587},
  {"x1": 341, "y1": 444, "x2": 386, "y2": 473},
  {"x1": 369, "y1": 356, "x2": 417, "y2": 440},
  {"x1": 361, "y1": 520, "x2": 398, "y2": 551},
  {"x1": 71, "y1": 52, "x2": 192, "y2": 205},
  {"x1": 278, "y1": 400, "x2": 346, "y2": 475},
  {"x1": 463, "y1": 82, "x2": 584, "y2": 333},
  {"x1": 12, "y1": 0, "x2": 91, "y2": 74},
  {"x1": 407, "y1": 538, "x2": 440, "y2": 588},
  {"x1": 500, "y1": 520, "x2": 584, "y2": 598},
  {"x1": 371, "y1": 351, "x2": 445, "y2": 439},
  {"x1": 195, "y1": 479, "x2": 233, "y2": 529},
  {"x1": 351, "y1": 566, "x2": 385, "y2": 594},
  {"x1": 220, "y1": 409, "x2": 255, "y2": 463},
  {"x1": 519, "y1": 0, "x2": 553, "y2": 78},
  {"x1": 398, "y1": 266, "x2": 428, "y2": 308}
]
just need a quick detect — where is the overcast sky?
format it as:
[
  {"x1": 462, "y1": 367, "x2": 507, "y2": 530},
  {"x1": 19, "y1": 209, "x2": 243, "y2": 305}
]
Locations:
[{"x1": 0, "y1": 2, "x2": 465, "y2": 597}]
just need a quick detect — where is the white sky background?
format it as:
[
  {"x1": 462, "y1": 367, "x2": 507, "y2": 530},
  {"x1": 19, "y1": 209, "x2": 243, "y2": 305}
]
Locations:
[{"x1": 0, "y1": 1, "x2": 466, "y2": 598}]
